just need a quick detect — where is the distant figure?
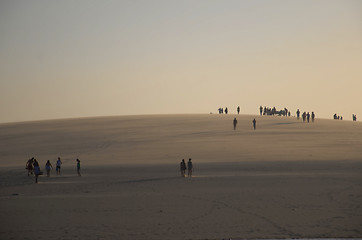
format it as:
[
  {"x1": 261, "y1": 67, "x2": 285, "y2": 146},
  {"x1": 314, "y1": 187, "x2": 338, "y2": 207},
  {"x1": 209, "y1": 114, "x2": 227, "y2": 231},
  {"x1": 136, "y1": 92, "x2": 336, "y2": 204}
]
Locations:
[
  {"x1": 259, "y1": 106, "x2": 263, "y2": 116},
  {"x1": 353, "y1": 114, "x2": 357, "y2": 121},
  {"x1": 340, "y1": 116, "x2": 343, "y2": 120},
  {"x1": 45, "y1": 160, "x2": 52, "y2": 177},
  {"x1": 237, "y1": 106, "x2": 240, "y2": 114},
  {"x1": 233, "y1": 118, "x2": 238, "y2": 130},
  {"x1": 252, "y1": 118, "x2": 256, "y2": 130},
  {"x1": 180, "y1": 159, "x2": 186, "y2": 177},
  {"x1": 225, "y1": 107, "x2": 228, "y2": 114},
  {"x1": 187, "y1": 158, "x2": 193, "y2": 178},
  {"x1": 56, "y1": 157, "x2": 62, "y2": 175},
  {"x1": 302, "y1": 112, "x2": 306, "y2": 122},
  {"x1": 296, "y1": 109, "x2": 300, "y2": 119},
  {"x1": 76, "y1": 159, "x2": 81, "y2": 176},
  {"x1": 311, "y1": 112, "x2": 315, "y2": 122},
  {"x1": 33, "y1": 159, "x2": 41, "y2": 183},
  {"x1": 26, "y1": 157, "x2": 34, "y2": 176},
  {"x1": 307, "y1": 112, "x2": 310, "y2": 123}
]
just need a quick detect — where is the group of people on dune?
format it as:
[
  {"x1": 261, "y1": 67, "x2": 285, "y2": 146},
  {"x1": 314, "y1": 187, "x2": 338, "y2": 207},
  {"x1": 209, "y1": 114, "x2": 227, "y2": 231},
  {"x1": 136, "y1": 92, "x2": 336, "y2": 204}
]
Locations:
[{"x1": 26, "y1": 157, "x2": 81, "y2": 183}]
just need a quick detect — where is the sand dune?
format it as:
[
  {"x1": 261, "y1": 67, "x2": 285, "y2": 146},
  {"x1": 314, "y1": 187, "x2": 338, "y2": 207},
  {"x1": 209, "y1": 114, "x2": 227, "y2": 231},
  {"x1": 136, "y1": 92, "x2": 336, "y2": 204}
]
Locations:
[
  {"x1": 1, "y1": 114, "x2": 361, "y2": 167},
  {"x1": 0, "y1": 114, "x2": 361, "y2": 239}
]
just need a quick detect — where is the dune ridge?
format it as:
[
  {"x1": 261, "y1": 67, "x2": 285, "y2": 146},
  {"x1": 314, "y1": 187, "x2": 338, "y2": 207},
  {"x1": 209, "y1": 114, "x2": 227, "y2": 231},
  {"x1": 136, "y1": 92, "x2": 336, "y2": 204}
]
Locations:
[{"x1": 0, "y1": 114, "x2": 361, "y2": 239}]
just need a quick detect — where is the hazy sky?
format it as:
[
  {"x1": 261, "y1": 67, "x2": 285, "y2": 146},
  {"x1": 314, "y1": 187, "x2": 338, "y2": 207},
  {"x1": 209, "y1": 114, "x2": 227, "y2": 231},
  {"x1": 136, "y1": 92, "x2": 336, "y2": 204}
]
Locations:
[{"x1": 1, "y1": 0, "x2": 361, "y2": 123}]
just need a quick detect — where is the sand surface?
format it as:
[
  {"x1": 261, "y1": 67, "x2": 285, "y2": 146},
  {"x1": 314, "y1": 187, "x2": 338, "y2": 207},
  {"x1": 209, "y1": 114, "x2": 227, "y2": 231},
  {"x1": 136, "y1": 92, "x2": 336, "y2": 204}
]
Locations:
[{"x1": 0, "y1": 114, "x2": 362, "y2": 239}]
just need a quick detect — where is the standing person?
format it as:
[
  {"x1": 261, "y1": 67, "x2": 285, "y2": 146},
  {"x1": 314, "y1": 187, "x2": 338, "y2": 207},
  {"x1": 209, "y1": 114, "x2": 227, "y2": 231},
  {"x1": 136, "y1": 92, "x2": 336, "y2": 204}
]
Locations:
[
  {"x1": 76, "y1": 159, "x2": 81, "y2": 176},
  {"x1": 259, "y1": 106, "x2": 263, "y2": 116},
  {"x1": 187, "y1": 158, "x2": 193, "y2": 178},
  {"x1": 180, "y1": 159, "x2": 186, "y2": 177},
  {"x1": 311, "y1": 112, "x2": 315, "y2": 122},
  {"x1": 56, "y1": 157, "x2": 62, "y2": 175},
  {"x1": 252, "y1": 118, "x2": 256, "y2": 130},
  {"x1": 45, "y1": 160, "x2": 52, "y2": 177},
  {"x1": 237, "y1": 106, "x2": 240, "y2": 114},
  {"x1": 33, "y1": 159, "x2": 41, "y2": 183},
  {"x1": 296, "y1": 109, "x2": 300, "y2": 119},
  {"x1": 233, "y1": 118, "x2": 238, "y2": 130},
  {"x1": 307, "y1": 112, "x2": 310, "y2": 123},
  {"x1": 26, "y1": 157, "x2": 34, "y2": 176},
  {"x1": 225, "y1": 107, "x2": 228, "y2": 114}
]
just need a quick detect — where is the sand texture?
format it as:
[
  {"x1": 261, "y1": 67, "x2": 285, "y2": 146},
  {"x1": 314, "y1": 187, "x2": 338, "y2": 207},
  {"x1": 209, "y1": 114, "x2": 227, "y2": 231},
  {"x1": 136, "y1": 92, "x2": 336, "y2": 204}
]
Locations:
[{"x1": 0, "y1": 114, "x2": 362, "y2": 240}]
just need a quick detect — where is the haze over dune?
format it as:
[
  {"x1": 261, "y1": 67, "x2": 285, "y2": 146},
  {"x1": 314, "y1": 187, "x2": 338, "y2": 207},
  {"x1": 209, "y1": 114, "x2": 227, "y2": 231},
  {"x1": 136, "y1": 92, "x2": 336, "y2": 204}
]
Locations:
[{"x1": 0, "y1": 114, "x2": 362, "y2": 239}]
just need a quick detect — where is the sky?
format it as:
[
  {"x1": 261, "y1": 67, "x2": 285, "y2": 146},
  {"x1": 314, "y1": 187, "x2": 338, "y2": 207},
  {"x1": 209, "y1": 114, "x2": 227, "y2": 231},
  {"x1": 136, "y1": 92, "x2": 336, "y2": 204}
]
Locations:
[{"x1": 1, "y1": 0, "x2": 361, "y2": 123}]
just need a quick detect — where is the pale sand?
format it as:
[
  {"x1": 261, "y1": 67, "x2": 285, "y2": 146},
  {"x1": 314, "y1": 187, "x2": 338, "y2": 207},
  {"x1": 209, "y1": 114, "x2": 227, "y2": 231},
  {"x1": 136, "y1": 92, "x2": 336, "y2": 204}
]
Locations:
[{"x1": 0, "y1": 114, "x2": 361, "y2": 239}]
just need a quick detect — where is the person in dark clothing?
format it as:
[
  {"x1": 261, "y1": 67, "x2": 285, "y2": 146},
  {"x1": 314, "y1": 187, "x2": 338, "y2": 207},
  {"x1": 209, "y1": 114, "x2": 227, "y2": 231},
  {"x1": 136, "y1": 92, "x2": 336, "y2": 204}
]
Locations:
[
  {"x1": 307, "y1": 112, "x2": 310, "y2": 123},
  {"x1": 237, "y1": 106, "x2": 240, "y2": 114},
  {"x1": 26, "y1": 157, "x2": 34, "y2": 176},
  {"x1": 252, "y1": 118, "x2": 256, "y2": 130},
  {"x1": 180, "y1": 159, "x2": 186, "y2": 177},
  {"x1": 76, "y1": 159, "x2": 81, "y2": 176},
  {"x1": 260, "y1": 106, "x2": 263, "y2": 116},
  {"x1": 45, "y1": 160, "x2": 52, "y2": 177},
  {"x1": 187, "y1": 158, "x2": 193, "y2": 178},
  {"x1": 233, "y1": 118, "x2": 238, "y2": 130},
  {"x1": 33, "y1": 159, "x2": 41, "y2": 183}
]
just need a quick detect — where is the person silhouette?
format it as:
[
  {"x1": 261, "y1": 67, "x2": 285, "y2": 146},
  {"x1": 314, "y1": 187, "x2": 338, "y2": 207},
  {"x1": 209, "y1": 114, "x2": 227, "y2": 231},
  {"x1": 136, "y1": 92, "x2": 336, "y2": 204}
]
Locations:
[
  {"x1": 180, "y1": 159, "x2": 186, "y2": 177},
  {"x1": 296, "y1": 109, "x2": 300, "y2": 119},
  {"x1": 307, "y1": 112, "x2": 310, "y2": 123},
  {"x1": 45, "y1": 160, "x2": 52, "y2": 177},
  {"x1": 56, "y1": 157, "x2": 62, "y2": 175},
  {"x1": 187, "y1": 158, "x2": 193, "y2": 178},
  {"x1": 237, "y1": 106, "x2": 240, "y2": 114},
  {"x1": 33, "y1": 159, "x2": 41, "y2": 183},
  {"x1": 260, "y1": 106, "x2": 263, "y2": 116},
  {"x1": 233, "y1": 118, "x2": 238, "y2": 130},
  {"x1": 252, "y1": 118, "x2": 256, "y2": 130},
  {"x1": 76, "y1": 159, "x2": 81, "y2": 176},
  {"x1": 311, "y1": 112, "x2": 315, "y2": 122}
]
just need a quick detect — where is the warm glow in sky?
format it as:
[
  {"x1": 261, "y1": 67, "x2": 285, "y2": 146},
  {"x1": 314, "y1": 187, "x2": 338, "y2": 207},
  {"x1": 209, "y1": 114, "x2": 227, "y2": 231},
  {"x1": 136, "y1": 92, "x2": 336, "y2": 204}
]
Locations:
[{"x1": 1, "y1": 0, "x2": 361, "y2": 123}]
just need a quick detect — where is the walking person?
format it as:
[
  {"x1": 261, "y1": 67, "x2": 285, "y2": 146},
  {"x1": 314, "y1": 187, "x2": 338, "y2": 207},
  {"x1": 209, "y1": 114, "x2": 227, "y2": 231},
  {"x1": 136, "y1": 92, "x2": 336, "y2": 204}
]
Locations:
[
  {"x1": 187, "y1": 158, "x2": 193, "y2": 178},
  {"x1": 259, "y1": 106, "x2": 263, "y2": 116},
  {"x1": 33, "y1": 159, "x2": 41, "y2": 183},
  {"x1": 56, "y1": 157, "x2": 62, "y2": 175},
  {"x1": 233, "y1": 118, "x2": 238, "y2": 130},
  {"x1": 252, "y1": 118, "x2": 256, "y2": 130},
  {"x1": 45, "y1": 160, "x2": 52, "y2": 177},
  {"x1": 296, "y1": 109, "x2": 300, "y2": 119},
  {"x1": 237, "y1": 106, "x2": 240, "y2": 114},
  {"x1": 311, "y1": 112, "x2": 315, "y2": 122},
  {"x1": 76, "y1": 159, "x2": 81, "y2": 176},
  {"x1": 180, "y1": 159, "x2": 186, "y2": 177}
]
